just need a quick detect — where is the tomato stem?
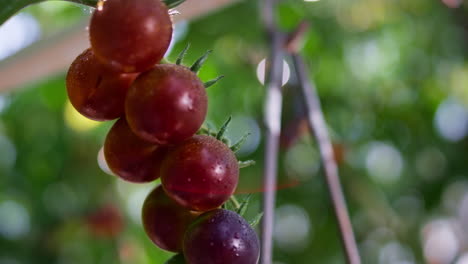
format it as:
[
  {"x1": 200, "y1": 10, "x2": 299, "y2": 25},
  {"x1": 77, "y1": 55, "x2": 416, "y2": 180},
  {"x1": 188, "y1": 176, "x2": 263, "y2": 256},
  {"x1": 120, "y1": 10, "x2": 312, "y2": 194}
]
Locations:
[{"x1": 229, "y1": 196, "x2": 241, "y2": 210}]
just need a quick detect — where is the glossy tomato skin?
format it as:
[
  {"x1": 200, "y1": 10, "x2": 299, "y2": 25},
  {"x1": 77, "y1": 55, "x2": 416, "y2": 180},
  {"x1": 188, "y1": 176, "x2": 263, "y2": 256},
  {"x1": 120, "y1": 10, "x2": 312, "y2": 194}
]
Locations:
[
  {"x1": 89, "y1": 0, "x2": 172, "y2": 73},
  {"x1": 142, "y1": 185, "x2": 199, "y2": 252},
  {"x1": 161, "y1": 135, "x2": 239, "y2": 212},
  {"x1": 184, "y1": 209, "x2": 260, "y2": 264},
  {"x1": 66, "y1": 49, "x2": 137, "y2": 121},
  {"x1": 104, "y1": 118, "x2": 167, "y2": 183},
  {"x1": 125, "y1": 64, "x2": 207, "y2": 145}
]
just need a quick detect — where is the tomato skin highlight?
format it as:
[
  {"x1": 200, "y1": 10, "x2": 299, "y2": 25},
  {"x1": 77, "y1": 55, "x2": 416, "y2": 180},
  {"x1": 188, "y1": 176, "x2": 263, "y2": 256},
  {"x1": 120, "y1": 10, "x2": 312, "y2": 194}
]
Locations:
[
  {"x1": 161, "y1": 135, "x2": 239, "y2": 212},
  {"x1": 89, "y1": 0, "x2": 173, "y2": 73},
  {"x1": 125, "y1": 64, "x2": 207, "y2": 145},
  {"x1": 66, "y1": 49, "x2": 137, "y2": 121},
  {"x1": 104, "y1": 118, "x2": 167, "y2": 183},
  {"x1": 142, "y1": 185, "x2": 199, "y2": 252},
  {"x1": 184, "y1": 209, "x2": 260, "y2": 264}
]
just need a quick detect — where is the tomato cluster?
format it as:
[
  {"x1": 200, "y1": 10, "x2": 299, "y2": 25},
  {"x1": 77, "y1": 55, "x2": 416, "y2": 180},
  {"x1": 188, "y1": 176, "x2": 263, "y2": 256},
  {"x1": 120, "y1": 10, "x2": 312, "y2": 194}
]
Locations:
[{"x1": 65, "y1": 0, "x2": 259, "y2": 263}]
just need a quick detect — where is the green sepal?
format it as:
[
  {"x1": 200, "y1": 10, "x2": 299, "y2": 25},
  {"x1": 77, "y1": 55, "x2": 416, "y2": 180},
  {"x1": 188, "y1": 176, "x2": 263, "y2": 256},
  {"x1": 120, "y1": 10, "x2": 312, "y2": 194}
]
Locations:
[
  {"x1": 176, "y1": 43, "x2": 190, "y2": 65},
  {"x1": 163, "y1": 0, "x2": 186, "y2": 9},
  {"x1": 164, "y1": 254, "x2": 186, "y2": 264},
  {"x1": 221, "y1": 137, "x2": 231, "y2": 146},
  {"x1": 160, "y1": 58, "x2": 171, "y2": 64},
  {"x1": 230, "y1": 133, "x2": 251, "y2": 153},
  {"x1": 196, "y1": 126, "x2": 210, "y2": 135},
  {"x1": 191, "y1": 50, "x2": 212, "y2": 73},
  {"x1": 216, "y1": 116, "x2": 232, "y2": 140},
  {"x1": 222, "y1": 199, "x2": 237, "y2": 211},
  {"x1": 236, "y1": 194, "x2": 252, "y2": 216},
  {"x1": 204, "y1": 75, "x2": 225, "y2": 88},
  {"x1": 238, "y1": 160, "x2": 255, "y2": 168},
  {"x1": 249, "y1": 212, "x2": 263, "y2": 228}
]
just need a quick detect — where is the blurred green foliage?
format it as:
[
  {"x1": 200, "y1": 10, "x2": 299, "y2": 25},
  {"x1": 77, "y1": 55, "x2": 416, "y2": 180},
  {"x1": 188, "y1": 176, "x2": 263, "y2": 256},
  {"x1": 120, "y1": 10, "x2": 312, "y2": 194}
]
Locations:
[{"x1": 1, "y1": 0, "x2": 468, "y2": 263}]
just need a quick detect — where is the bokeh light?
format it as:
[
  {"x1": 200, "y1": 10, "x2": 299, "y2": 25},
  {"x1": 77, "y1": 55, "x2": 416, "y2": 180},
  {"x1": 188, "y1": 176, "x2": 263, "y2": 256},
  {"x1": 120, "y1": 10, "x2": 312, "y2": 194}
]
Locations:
[
  {"x1": 0, "y1": 13, "x2": 41, "y2": 60},
  {"x1": 365, "y1": 142, "x2": 403, "y2": 184},
  {"x1": 224, "y1": 115, "x2": 261, "y2": 157},
  {"x1": 415, "y1": 147, "x2": 446, "y2": 181},
  {"x1": 434, "y1": 98, "x2": 468, "y2": 142},
  {"x1": 378, "y1": 241, "x2": 415, "y2": 264},
  {"x1": 64, "y1": 100, "x2": 100, "y2": 132},
  {"x1": 97, "y1": 147, "x2": 114, "y2": 176},
  {"x1": 0, "y1": 133, "x2": 16, "y2": 170},
  {"x1": 456, "y1": 253, "x2": 468, "y2": 264},
  {"x1": 115, "y1": 180, "x2": 154, "y2": 225},
  {"x1": 441, "y1": 0, "x2": 463, "y2": 8},
  {"x1": 0, "y1": 200, "x2": 30, "y2": 240},
  {"x1": 284, "y1": 142, "x2": 320, "y2": 181},
  {"x1": 422, "y1": 219, "x2": 460, "y2": 264},
  {"x1": 256, "y1": 59, "x2": 291, "y2": 86},
  {"x1": 0, "y1": 257, "x2": 21, "y2": 264},
  {"x1": 274, "y1": 204, "x2": 311, "y2": 251},
  {"x1": 0, "y1": 95, "x2": 9, "y2": 113}
]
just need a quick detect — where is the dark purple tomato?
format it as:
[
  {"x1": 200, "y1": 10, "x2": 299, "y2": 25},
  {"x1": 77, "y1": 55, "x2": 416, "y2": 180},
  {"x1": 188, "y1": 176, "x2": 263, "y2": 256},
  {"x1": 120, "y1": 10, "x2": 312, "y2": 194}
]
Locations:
[
  {"x1": 142, "y1": 185, "x2": 199, "y2": 252},
  {"x1": 125, "y1": 64, "x2": 207, "y2": 145},
  {"x1": 89, "y1": 0, "x2": 173, "y2": 73},
  {"x1": 104, "y1": 118, "x2": 167, "y2": 183},
  {"x1": 161, "y1": 135, "x2": 239, "y2": 212},
  {"x1": 184, "y1": 209, "x2": 260, "y2": 264},
  {"x1": 66, "y1": 48, "x2": 137, "y2": 121}
]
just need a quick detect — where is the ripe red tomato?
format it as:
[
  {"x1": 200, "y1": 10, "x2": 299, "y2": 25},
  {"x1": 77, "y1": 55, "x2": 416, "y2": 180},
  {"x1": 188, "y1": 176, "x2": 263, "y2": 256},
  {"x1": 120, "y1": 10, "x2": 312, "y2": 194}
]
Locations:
[
  {"x1": 104, "y1": 118, "x2": 167, "y2": 183},
  {"x1": 142, "y1": 186, "x2": 199, "y2": 252},
  {"x1": 161, "y1": 135, "x2": 239, "y2": 212},
  {"x1": 66, "y1": 48, "x2": 137, "y2": 121},
  {"x1": 125, "y1": 64, "x2": 207, "y2": 145},
  {"x1": 89, "y1": 0, "x2": 173, "y2": 73}
]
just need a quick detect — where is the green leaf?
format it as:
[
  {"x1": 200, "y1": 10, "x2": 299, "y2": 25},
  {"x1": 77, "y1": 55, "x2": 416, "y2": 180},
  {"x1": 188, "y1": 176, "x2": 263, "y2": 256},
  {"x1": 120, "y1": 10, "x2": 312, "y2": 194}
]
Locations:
[
  {"x1": 222, "y1": 199, "x2": 237, "y2": 211},
  {"x1": 249, "y1": 212, "x2": 263, "y2": 228},
  {"x1": 190, "y1": 50, "x2": 212, "y2": 73},
  {"x1": 216, "y1": 116, "x2": 232, "y2": 140},
  {"x1": 164, "y1": 254, "x2": 186, "y2": 264},
  {"x1": 176, "y1": 43, "x2": 190, "y2": 65},
  {"x1": 238, "y1": 160, "x2": 256, "y2": 168},
  {"x1": 230, "y1": 133, "x2": 251, "y2": 153},
  {"x1": 0, "y1": 0, "x2": 42, "y2": 26},
  {"x1": 163, "y1": 0, "x2": 186, "y2": 9},
  {"x1": 236, "y1": 194, "x2": 252, "y2": 216},
  {"x1": 204, "y1": 75, "x2": 225, "y2": 88}
]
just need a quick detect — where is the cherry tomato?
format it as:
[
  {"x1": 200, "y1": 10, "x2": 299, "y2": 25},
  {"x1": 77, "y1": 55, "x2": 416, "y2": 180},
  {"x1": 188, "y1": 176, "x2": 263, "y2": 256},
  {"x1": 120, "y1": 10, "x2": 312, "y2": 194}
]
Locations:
[
  {"x1": 161, "y1": 135, "x2": 239, "y2": 212},
  {"x1": 89, "y1": 0, "x2": 173, "y2": 73},
  {"x1": 126, "y1": 64, "x2": 207, "y2": 145}
]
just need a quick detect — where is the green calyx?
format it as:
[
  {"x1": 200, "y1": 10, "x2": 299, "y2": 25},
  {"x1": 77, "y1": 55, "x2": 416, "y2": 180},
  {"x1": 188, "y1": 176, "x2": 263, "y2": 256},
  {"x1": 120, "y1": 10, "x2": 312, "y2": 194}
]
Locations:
[
  {"x1": 163, "y1": 0, "x2": 186, "y2": 9},
  {"x1": 197, "y1": 116, "x2": 254, "y2": 164},
  {"x1": 204, "y1": 75, "x2": 225, "y2": 89},
  {"x1": 190, "y1": 50, "x2": 212, "y2": 73},
  {"x1": 176, "y1": 43, "x2": 190, "y2": 65},
  {"x1": 173, "y1": 45, "x2": 224, "y2": 88}
]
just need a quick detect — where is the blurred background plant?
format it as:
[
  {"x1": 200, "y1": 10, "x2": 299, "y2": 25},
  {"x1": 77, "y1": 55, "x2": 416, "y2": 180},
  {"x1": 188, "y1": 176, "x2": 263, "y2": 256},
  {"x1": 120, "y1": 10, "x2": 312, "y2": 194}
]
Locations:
[{"x1": 1, "y1": 0, "x2": 468, "y2": 263}]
